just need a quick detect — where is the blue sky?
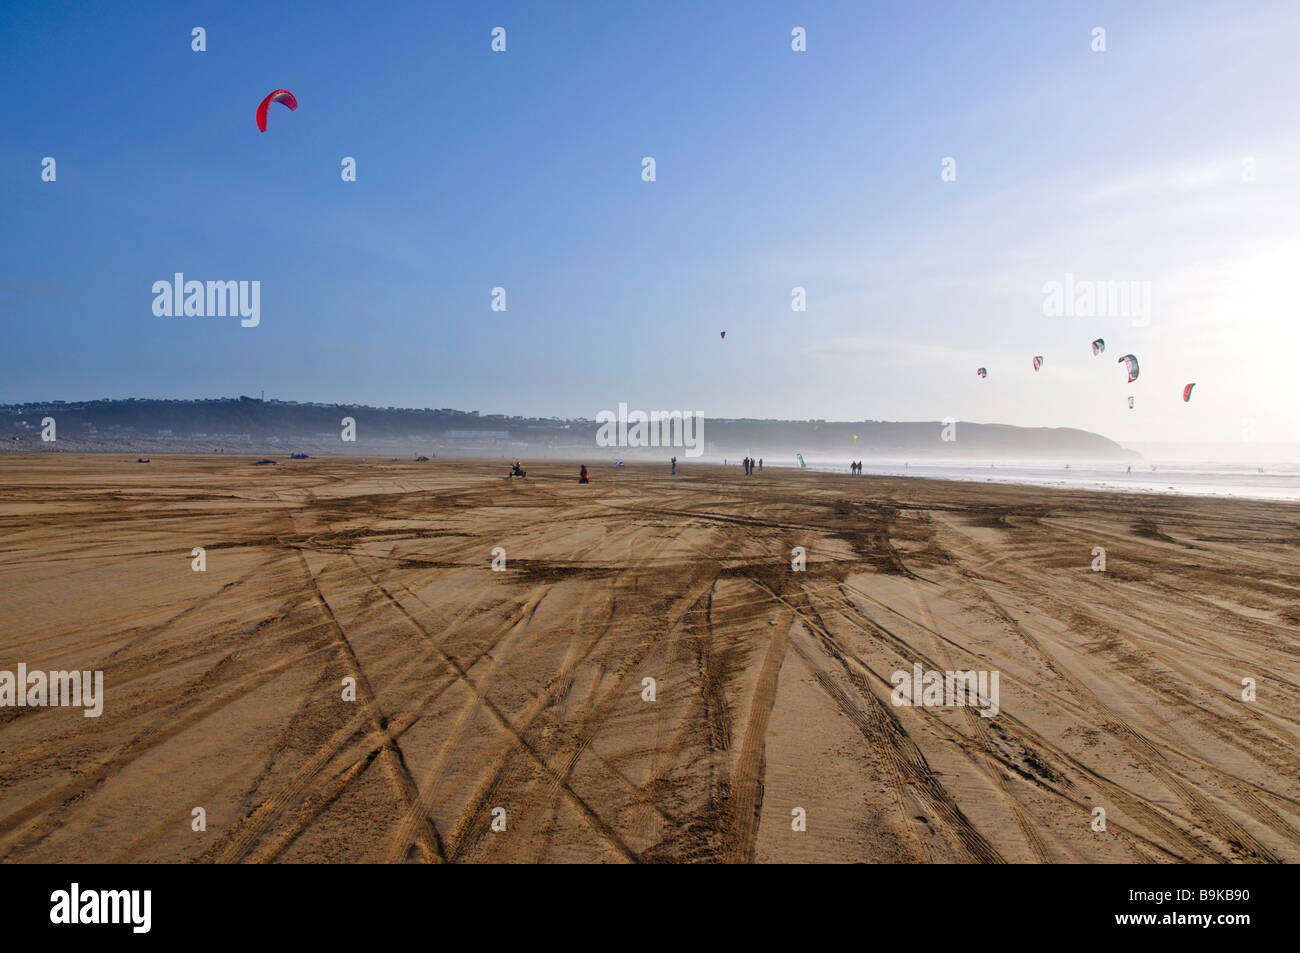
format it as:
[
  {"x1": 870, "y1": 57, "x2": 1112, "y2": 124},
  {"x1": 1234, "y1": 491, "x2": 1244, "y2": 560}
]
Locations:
[{"x1": 3, "y1": 0, "x2": 1299, "y2": 446}]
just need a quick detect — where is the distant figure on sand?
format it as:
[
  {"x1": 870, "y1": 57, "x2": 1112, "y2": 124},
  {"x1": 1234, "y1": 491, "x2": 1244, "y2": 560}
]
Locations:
[
  {"x1": 579, "y1": 465, "x2": 589, "y2": 484},
  {"x1": 671, "y1": 456, "x2": 677, "y2": 475},
  {"x1": 758, "y1": 458, "x2": 762, "y2": 470}
]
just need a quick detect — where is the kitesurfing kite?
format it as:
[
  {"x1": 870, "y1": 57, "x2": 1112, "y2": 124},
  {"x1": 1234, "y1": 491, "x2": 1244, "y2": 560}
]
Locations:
[
  {"x1": 1033, "y1": 355, "x2": 1044, "y2": 371},
  {"x1": 256, "y1": 89, "x2": 298, "y2": 132},
  {"x1": 1092, "y1": 338, "x2": 1105, "y2": 356},
  {"x1": 977, "y1": 367, "x2": 987, "y2": 378},
  {"x1": 720, "y1": 331, "x2": 726, "y2": 339},
  {"x1": 1118, "y1": 353, "x2": 1139, "y2": 383},
  {"x1": 1183, "y1": 383, "x2": 1196, "y2": 402}
]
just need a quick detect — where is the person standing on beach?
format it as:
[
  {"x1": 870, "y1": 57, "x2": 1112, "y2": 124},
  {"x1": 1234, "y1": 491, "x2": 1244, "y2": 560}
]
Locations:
[
  {"x1": 758, "y1": 458, "x2": 762, "y2": 471},
  {"x1": 671, "y1": 456, "x2": 677, "y2": 475},
  {"x1": 579, "y1": 465, "x2": 589, "y2": 484}
]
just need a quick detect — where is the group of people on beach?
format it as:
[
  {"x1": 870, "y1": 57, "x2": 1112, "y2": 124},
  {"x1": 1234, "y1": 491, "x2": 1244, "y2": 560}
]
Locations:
[
  {"x1": 850, "y1": 461, "x2": 863, "y2": 474},
  {"x1": 743, "y1": 456, "x2": 762, "y2": 475}
]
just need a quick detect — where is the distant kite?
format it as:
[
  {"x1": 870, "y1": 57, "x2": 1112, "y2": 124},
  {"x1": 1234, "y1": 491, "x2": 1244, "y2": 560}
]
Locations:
[
  {"x1": 1118, "y1": 353, "x2": 1140, "y2": 383},
  {"x1": 977, "y1": 367, "x2": 987, "y2": 378},
  {"x1": 1128, "y1": 396, "x2": 1135, "y2": 409},
  {"x1": 256, "y1": 89, "x2": 298, "y2": 132},
  {"x1": 1033, "y1": 355, "x2": 1044, "y2": 371},
  {"x1": 1092, "y1": 338, "x2": 1105, "y2": 356},
  {"x1": 720, "y1": 331, "x2": 726, "y2": 339},
  {"x1": 1183, "y1": 383, "x2": 1196, "y2": 402}
]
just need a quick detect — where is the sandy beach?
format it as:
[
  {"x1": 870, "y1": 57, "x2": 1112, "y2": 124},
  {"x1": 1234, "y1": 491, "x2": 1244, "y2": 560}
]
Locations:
[{"x1": 1, "y1": 454, "x2": 1297, "y2": 863}]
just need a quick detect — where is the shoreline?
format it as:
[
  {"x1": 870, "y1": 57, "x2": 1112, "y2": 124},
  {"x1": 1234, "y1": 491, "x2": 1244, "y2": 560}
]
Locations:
[{"x1": 3, "y1": 450, "x2": 1297, "y2": 506}]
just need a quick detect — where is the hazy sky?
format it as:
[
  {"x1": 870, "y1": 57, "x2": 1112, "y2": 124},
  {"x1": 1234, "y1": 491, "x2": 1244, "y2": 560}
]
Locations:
[{"x1": 3, "y1": 0, "x2": 1298, "y2": 447}]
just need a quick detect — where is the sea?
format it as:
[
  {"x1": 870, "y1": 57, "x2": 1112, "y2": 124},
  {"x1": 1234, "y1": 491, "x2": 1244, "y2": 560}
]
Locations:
[{"x1": 768, "y1": 458, "x2": 1300, "y2": 503}]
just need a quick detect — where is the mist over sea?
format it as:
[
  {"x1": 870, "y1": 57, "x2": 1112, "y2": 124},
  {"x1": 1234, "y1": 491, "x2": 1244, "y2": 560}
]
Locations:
[{"x1": 772, "y1": 457, "x2": 1300, "y2": 503}]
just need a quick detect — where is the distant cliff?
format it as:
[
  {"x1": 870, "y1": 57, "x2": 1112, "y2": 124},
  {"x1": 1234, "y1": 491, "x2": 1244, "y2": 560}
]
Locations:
[{"x1": 0, "y1": 397, "x2": 1138, "y2": 460}]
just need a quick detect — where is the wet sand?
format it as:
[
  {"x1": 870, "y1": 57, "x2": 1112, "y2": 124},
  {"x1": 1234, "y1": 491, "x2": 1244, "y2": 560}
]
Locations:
[{"x1": 1, "y1": 454, "x2": 1298, "y2": 863}]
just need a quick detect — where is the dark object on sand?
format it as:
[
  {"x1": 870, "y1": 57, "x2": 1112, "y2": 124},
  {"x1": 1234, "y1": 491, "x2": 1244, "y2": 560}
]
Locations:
[
  {"x1": 415, "y1": 455, "x2": 430, "y2": 462},
  {"x1": 510, "y1": 462, "x2": 526, "y2": 478},
  {"x1": 579, "y1": 465, "x2": 589, "y2": 484},
  {"x1": 290, "y1": 452, "x2": 310, "y2": 459},
  {"x1": 136, "y1": 458, "x2": 150, "y2": 463},
  {"x1": 252, "y1": 459, "x2": 279, "y2": 466}
]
